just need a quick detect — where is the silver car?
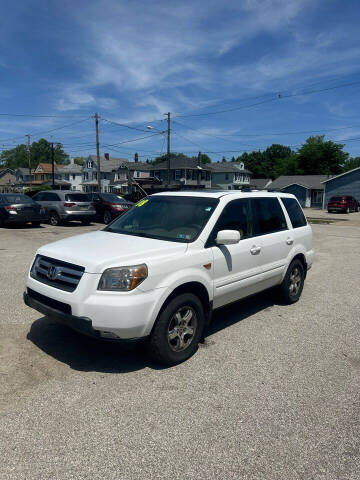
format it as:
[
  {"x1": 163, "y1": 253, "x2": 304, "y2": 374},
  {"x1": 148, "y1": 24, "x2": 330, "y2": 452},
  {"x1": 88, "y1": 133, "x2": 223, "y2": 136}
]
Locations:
[{"x1": 32, "y1": 190, "x2": 96, "y2": 226}]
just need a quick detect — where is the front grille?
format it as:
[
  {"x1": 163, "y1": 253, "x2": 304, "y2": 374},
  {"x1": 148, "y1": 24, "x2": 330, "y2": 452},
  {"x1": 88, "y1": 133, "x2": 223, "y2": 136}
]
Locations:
[
  {"x1": 31, "y1": 255, "x2": 85, "y2": 292},
  {"x1": 27, "y1": 288, "x2": 72, "y2": 315}
]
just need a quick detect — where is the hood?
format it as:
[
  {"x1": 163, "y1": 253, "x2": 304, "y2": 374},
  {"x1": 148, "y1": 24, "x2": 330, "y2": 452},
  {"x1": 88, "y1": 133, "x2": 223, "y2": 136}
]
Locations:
[{"x1": 37, "y1": 230, "x2": 188, "y2": 273}]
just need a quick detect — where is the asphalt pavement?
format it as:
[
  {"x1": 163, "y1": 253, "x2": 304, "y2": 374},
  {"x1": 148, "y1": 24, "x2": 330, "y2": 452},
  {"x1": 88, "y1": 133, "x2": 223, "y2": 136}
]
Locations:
[{"x1": 0, "y1": 219, "x2": 359, "y2": 480}]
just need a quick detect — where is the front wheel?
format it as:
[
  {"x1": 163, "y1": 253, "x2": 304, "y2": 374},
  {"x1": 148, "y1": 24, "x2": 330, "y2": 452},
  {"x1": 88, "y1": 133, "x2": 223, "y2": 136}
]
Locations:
[
  {"x1": 148, "y1": 293, "x2": 205, "y2": 365},
  {"x1": 279, "y1": 259, "x2": 305, "y2": 305}
]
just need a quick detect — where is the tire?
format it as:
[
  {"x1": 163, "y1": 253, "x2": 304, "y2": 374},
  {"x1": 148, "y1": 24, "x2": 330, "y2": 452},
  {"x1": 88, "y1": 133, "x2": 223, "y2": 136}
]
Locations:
[
  {"x1": 279, "y1": 259, "x2": 305, "y2": 305},
  {"x1": 327, "y1": 209, "x2": 331, "y2": 213},
  {"x1": 49, "y1": 211, "x2": 61, "y2": 226},
  {"x1": 32, "y1": 221, "x2": 41, "y2": 227},
  {"x1": 148, "y1": 293, "x2": 205, "y2": 365},
  {"x1": 103, "y1": 210, "x2": 112, "y2": 224}
]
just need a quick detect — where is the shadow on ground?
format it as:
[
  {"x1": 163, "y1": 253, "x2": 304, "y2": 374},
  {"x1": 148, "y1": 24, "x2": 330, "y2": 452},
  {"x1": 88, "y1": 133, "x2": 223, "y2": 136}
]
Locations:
[{"x1": 27, "y1": 290, "x2": 276, "y2": 373}]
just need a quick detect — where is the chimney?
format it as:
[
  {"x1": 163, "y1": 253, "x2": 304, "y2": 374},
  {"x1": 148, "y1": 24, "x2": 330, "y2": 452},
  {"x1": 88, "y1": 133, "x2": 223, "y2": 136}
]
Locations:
[
  {"x1": 134, "y1": 152, "x2": 139, "y2": 163},
  {"x1": 104, "y1": 153, "x2": 110, "y2": 161}
]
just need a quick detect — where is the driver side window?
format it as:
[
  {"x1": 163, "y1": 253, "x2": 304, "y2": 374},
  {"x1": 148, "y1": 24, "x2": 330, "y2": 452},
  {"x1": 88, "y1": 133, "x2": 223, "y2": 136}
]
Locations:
[{"x1": 207, "y1": 199, "x2": 253, "y2": 246}]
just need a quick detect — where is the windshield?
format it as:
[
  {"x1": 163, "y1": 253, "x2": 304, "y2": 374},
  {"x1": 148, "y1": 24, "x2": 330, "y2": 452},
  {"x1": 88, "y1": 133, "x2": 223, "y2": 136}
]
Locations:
[
  {"x1": 1, "y1": 194, "x2": 34, "y2": 204},
  {"x1": 105, "y1": 195, "x2": 219, "y2": 243},
  {"x1": 101, "y1": 193, "x2": 126, "y2": 203},
  {"x1": 65, "y1": 193, "x2": 91, "y2": 202}
]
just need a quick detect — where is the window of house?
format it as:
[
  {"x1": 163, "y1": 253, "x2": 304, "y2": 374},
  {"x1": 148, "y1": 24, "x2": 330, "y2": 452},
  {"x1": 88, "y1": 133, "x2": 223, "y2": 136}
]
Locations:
[
  {"x1": 175, "y1": 169, "x2": 181, "y2": 180},
  {"x1": 93, "y1": 172, "x2": 97, "y2": 180},
  {"x1": 225, "y1": 173, "x2": 229, "y2": 180},
  {"x1": 154, "y1": 171, "x2": 160, "y2": 178},
  {"x1": 65, "y1": 174, "x2": 69, "y2": 180},
  {"x1": 83, "y1": 172, "x2": 89, "y2": 180},
  {"x1": 281, "y1": 197, "x2": 307, "y2": 228},
  {"x1": 135, "y1": 171, "x2": 140, "y2": 178},
  {"x1": 251, "y1": 198, "x2": 287, "y2": 235},
  {"x1": 72, "y1": 174, "x2": 76, "y2": 180},
  {"x1": 41, "y1": 174, "x2": 44, "y2": 181},
  {"x1": 87, "y1": 161, "x2": 93, "y2": 169}
]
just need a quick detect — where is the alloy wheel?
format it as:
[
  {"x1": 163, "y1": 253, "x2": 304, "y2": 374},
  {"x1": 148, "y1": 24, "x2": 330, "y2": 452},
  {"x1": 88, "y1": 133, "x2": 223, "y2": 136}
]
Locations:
[
  {"x1": 167, "y1": 306, "x2": 197, "y2": 352},
  {"x1": 289, "y1": 267, "x2": 302, "y2": 296}
]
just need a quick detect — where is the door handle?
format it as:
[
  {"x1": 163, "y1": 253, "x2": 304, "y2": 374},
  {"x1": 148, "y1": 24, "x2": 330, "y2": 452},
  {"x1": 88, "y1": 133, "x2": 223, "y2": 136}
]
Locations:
[
  {"x1": 250, "y1": 246, "x2": 261, "y2": 255},
  {"x1": 286, "y1": 238, "x2": 294, "y2": 245}
]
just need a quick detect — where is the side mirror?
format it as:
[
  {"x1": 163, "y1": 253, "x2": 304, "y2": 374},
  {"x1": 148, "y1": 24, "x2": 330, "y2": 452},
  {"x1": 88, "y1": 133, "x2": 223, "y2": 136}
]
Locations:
[{"x1": 215, "y1": 229, "x2": 241, "y2": 245}]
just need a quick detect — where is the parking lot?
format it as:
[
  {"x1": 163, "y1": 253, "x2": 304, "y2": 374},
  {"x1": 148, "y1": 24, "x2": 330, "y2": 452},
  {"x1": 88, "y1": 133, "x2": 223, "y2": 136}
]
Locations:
[{"x1": 1, "y1": 217, "x2": 360, "y2": 480}]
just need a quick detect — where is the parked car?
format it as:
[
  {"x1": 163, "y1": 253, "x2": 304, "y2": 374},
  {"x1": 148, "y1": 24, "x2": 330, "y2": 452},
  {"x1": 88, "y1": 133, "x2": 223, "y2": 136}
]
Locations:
[
  {"x1": 24, "y1": 192, "x2": 313, "y2": 365},
  {"x1": 327, "y1": 195, "x2": 359, "y2": 213},
  {"x1": 32, "y1": 190, "x2": 96, "y2": 226},
  {"x1": 89, "y1": 193, "x2": 133, "y2": 224},
  {"x1": 0, "y1": 193, "x2": 48, "y2": 227}
]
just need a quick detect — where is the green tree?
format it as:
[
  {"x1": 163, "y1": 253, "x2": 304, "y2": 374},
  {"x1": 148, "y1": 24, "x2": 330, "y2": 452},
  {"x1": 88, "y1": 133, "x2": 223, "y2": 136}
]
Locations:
[
  {"x1": 192, "y1": 153, "x2": 212, "y2": 164},
  {"x1": 262, "y1": 144, "x2": 293, "y2": 179},
  {"x1": 341, "y1": 156, "x2": 360, "y2": 173},
  {"x1": 0, "y1": 138, "x2": 69, "y2": 170},
  {"x1": 0, "y1": 144, "x2": 28, "y2": 170},
  {"x1": 273, "y1": 153, "x2": 303, "y2": 177},
  {"x1": 151, "y1": 152, "x2": 190, "y2": 165},
  {"x1": 73, "y1": 156, "x2": 85, "y2": 166},
  {"x1": 297, "y1": 136, "x2": 348, "y2": 175}
]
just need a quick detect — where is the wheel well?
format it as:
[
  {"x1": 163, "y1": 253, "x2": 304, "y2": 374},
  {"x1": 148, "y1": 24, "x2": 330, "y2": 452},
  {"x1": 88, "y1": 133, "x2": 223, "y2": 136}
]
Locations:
[
  {"x1": 157, "y1": 282, "x2": 211, "y2": 323},
  {"x1": 292, "y1": 253, "x2": 307, "y2": 277}
]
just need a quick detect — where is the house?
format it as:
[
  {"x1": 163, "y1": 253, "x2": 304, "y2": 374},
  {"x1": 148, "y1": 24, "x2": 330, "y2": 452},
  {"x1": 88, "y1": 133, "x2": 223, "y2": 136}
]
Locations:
[
  {"x1": 250, "y1": 178, "x2": 273, "y2": 190},
  {"x1": 149, "y1": 157, "x2": 212, "y2": 189},
  {"x1": 0, "y1": 168, "x2": 16, "y2": 191},
  {"x1": 56, "y1": 161, "x2": 83, "y2": 191},
  {"x1": 268, "y1": 175, "x2": 331, "y2": 207},
  {"x1": 110, "y1": 161, "x2": 153, "y2": 194},
  {"x1": 208, "y1": 162, "x2": 251, "y2": 190},
  {"x1": 33, "y1": 163, "x2": 59, "y2": 184},
  {"x1": 322, "y1": 166, "x2": 360, "y2": 208},
  {"x1": 15, "y1": 167, "x2": 34, "y2": 186},
  {"x1": 81, "y1": 154, "x2": 130, "y2": 192}
]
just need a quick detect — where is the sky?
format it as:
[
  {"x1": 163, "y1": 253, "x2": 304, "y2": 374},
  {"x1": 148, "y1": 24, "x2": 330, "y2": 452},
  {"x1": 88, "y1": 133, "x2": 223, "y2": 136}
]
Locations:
[{"x1": 1, "y1": 0, "x2": 360, "y2": 162}]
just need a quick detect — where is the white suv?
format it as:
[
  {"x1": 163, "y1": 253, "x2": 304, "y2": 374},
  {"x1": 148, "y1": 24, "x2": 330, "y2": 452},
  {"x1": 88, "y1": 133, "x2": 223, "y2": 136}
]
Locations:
[{"x1": 24, "y1": 191, "x2": 313, "y2": 364}]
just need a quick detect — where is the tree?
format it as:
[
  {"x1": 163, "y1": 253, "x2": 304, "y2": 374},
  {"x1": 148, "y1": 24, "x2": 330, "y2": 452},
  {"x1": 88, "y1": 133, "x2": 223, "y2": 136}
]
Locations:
[
  {"x1": 151, "y1": 152, "x2": 190, "y2": 165},
  {"x1": 297, "y1": 136, "x2": 348, "y2": 175},
  {"x1": 0, "y1": 144, "x2": 27, "y2": 170},
  {"x1": 273, "y1": 153, "x2": 303, "y2": 177},
  {"x1": 73, "y1": 156, "x2": 85, "y2": 166},
  {"x1": 192, "y1": 153, "x2": 212, "y2": 164},
  {"x1": 341, "y1": 156, "x2": 360, "y2": 173},
  {"x1": 0, "y1": 138, "x2": 69, "y2": 170}
]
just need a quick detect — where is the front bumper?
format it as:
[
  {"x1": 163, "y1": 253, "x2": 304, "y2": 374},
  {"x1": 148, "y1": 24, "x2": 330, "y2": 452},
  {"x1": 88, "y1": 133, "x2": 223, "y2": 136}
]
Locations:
[
  {"x1": 25, "y1": 272, "x2": 170, "y2": 339},
  {"x1": 24, "y1": 290, "x2": 146, "y2": 342}
]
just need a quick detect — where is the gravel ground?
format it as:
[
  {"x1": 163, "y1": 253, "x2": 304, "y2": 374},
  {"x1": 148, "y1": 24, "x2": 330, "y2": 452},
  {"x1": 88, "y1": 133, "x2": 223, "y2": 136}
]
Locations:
[{"x1": 0, "y1": 220, "x2": 359, "y2": 480}]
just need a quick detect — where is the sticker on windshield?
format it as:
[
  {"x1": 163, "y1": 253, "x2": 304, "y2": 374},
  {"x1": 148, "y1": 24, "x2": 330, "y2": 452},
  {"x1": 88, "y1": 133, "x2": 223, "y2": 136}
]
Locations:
[
  {"x1": 177, "y1": 233, "x2": 191, "y2": 240},
  {"x1": 136, "y1": 199, "x2": 148, "y2": 207},
  {"x1": 205, "y1": 206, "x2": 212, "y2": 212}
]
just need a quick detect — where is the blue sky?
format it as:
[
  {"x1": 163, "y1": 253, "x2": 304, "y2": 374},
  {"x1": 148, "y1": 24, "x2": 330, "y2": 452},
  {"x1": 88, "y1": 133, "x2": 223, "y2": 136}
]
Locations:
[{"x1": 1, "y1": 0, "x2": 360, "y2": 162}]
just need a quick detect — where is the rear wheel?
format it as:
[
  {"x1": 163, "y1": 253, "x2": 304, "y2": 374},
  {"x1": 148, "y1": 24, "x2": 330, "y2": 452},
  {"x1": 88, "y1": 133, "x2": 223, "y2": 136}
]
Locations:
[
  {"x1": 103, "y1": 210, "x2": 112, "y2": 224},
  {"x1": 148, "y1": 293, "x2": 205, "y2": 365},
  {"x1": 49, "y1": 211, "x2": 60, "y2": 226},
  {"x1": 279, "y1": 259, "x2": 305, "y2": 305}
]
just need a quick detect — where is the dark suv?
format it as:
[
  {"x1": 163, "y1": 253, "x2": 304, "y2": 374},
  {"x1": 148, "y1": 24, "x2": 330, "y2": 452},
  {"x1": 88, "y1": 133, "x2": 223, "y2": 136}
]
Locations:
[
  {"x1": 0, "y1": 193, "x2": 47, "y2": 227},
  {"x1": 90, "y1": 193, "x2": 133, "y2": 224},
  {"x1": 327, "y1": 195, "x2": 359, "y2": 213}
]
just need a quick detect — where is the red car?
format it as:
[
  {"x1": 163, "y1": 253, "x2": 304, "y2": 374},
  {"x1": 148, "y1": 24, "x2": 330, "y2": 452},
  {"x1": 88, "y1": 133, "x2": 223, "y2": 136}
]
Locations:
[
  {"x1": 327, "y1": 195, "x2": 359, "y2": 213},
  {"x1": 90, "y1": 193, "x2": 133, "y2": 224}
]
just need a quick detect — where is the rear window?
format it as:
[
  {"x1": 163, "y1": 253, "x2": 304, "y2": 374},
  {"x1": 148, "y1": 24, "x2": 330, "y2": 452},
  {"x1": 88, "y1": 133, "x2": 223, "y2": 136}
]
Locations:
[
  {"x1": 281, "y1": 197, "x2": 307, "y2": 228},
  {"x1": 65, "y1": 193, "x2": 91, "y2": 202},
  {"x1": 1, "y1": 194, "x2": 34, "y2": 204},
  {"x1": 252, "y1": 198, "x2": 287, "y2": 235},
  {"x1": 101, "y1": 193, "x2": 126, "y2": 203}
]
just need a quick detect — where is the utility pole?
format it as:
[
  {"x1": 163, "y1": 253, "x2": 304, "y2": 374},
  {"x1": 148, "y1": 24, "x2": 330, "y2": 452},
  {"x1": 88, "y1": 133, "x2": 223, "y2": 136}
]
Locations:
[
  {"x1": 197, "y1": 151, "x2": 201, "y2": 186},
  {"x1": 26, "y1": 134, "x2": 31, "y2": 176},
  {"x1": 95, "y1": 112, "x2": 101, "y2": 192},
  {"x1": 166, "y1": 112, "x2": 171, "y2": 186},
  {"x1": 51, "y1": 142, "x2": 55, "y2": 189}
]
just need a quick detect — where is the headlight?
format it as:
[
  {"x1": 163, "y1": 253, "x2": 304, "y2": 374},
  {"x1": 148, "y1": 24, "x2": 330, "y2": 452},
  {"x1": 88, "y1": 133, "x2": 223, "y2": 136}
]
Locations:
[{"x1": 97, "y1": 264, "x2": 148, "y2": 291}]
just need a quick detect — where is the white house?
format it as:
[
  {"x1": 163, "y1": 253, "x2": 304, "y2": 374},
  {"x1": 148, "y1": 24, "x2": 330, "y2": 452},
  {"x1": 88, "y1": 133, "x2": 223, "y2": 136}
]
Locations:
[{"x1": 56, "y1": 161, "x2": 83, "y2": 191}]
